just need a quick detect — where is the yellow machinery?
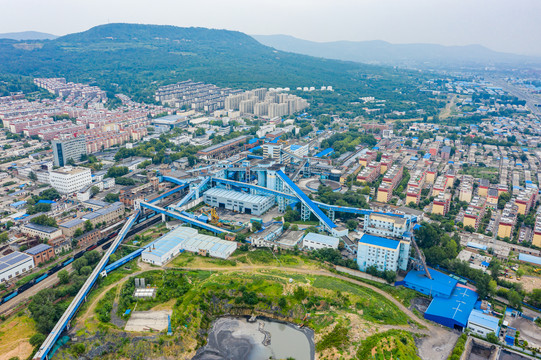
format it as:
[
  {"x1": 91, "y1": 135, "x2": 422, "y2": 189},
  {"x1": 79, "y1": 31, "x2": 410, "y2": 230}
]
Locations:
[
  {"x1": 210, "y1": 208, "x2": 220, "y2": 224},
  {"x1": 202, "y1": 207, "x2": 221, "y2": 225}
]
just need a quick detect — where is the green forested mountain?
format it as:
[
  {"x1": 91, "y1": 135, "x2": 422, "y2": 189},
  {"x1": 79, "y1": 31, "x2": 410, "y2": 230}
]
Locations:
[{"x1": 0, "y1": 23, "x2": 433, "y2": 105}]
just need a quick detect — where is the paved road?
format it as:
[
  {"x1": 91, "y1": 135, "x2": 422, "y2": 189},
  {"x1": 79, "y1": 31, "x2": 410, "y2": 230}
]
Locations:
[{"x1": 489, "y1": 77, "x2": 541, "y2": 117}]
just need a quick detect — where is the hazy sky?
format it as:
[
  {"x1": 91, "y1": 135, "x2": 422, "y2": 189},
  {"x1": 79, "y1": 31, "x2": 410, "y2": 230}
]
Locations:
[{"x1": 1, "y1": 0, "x2": 540, "y2": 55}]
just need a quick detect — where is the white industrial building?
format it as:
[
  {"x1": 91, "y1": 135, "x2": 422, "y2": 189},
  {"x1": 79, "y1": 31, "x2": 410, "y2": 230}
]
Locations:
[
  {"x1": 467, "y1": 309, "x2": 500, "y2": 338},
  {"x1": 141, "y1": 226, "x2": 237, "y2": 266},
  {"x1": 302, "y1": 232, "x2": 339, "y2": 250},
  {"x1": 203, "y1": 188, "x2": 274, "y2": 216},
  {"x1": 49, "y1": 166, "x2": 92, "y2": 194},
  {"x1": 0, "y1": 251, "x2": 35, "y2": 284}
]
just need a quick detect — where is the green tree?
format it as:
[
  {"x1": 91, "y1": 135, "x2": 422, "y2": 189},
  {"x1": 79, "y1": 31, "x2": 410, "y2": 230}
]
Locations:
[
  {"x1": 28, "y1": 171, "x2": 37, "y2": 182},
  {"x1": 31, "y1": 214, "x2": 58, "y2": 228},
  {"x1": 90, "y1": 186, "x2": 100, "y2": 196},
  {"x1": 486, "y1": 332, "x2": 499, "y2": 344},
  {"x1": 104, "y1": 192, "x2": 120, "y2": 203},
  {"x1": 188, "y1": 155, "x2": 197, "y2": 166},
  {"x1": 84, "y1": 220, "x2": 93, "y2": 232},
  {"x1": 58, "y1": 270, "x2": 69, "y2": 284},
  {"x1": 29, "y1": 333, "x2": 46, "y2": 347},
  {"x1": 346, "y1": 219, "x2": 358, "y2": 231},
  {"x1": 0, "y1": 231, "x2": 8, "y2": 243},
  {"x1": 28, "y1": 288, "x2": 64, "y2": 334},
  {"x1": 507, "y1": 290, "x2": 523, "y2": 310},
  {"x1": 252, "y1": 221, "x2": 262, "y2": 231},
  {"x1": 74, "y1": 228, "x2": 84, "y2": 238},
  {"x1": 105, "y1": 166, "x2": 129, "y2": 178}
]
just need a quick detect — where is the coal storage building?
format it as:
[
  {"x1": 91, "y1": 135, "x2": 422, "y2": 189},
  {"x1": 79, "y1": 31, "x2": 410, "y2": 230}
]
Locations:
[{"x1": 203, "y1": 188, "x2": 274, "y2": 216}]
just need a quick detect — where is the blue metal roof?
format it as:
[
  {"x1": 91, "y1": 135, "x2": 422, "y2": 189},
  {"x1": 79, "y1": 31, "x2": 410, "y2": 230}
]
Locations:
[
  {"x1": 403, "y1": 268, "x2": 457, "y2": 298},
  {"x1": 518, "y1": 253, "x2": 541, "y2": 266},
  {"x1": 37, "y1": 200, "x2": 56, "y2": 204},
  {"x1": 358, "y1": 234, "x2": 400, "y2": 250},
  {"x1": 425, "y1": 286, "x2": 478, "y2": 329},
  {"x1": 467, "y1": 242, "x2": 487, "y2": 251},
  {"x1": 315, "y1": 148, "x2": 334, "y2": 158},
  {"x1": 10, "y1": 200, "x2": 27, "y2": 207}
]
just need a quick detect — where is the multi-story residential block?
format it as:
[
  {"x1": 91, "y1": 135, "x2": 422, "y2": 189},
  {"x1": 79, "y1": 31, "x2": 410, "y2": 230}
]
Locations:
[
  {"x1": 377, "y1": 182, "x2": 393, "y2": 203},
  {"x1": 463, "y1": 197, "x2": 487, "y2": 230},
  {"x1": 486, "y1": 188, "x2": 499, "y2": 208},
  {"x1": 425, "y1": 167, "x2": 437, "y2": 184},
  {"x1": 533, "y1": 212, "x2": 541, "y2": 247},
  {"x1": 52, "y1": 136, "x2": 87, "y2": 167},
  {"x1": 406, "y1": 186, "x2": 422, "y2": 205},
  {"x1": 498, "y1": 202, "x2": 518, "y2": 239},
  {"x1": 432, "y1": 175, "x2": 448, "y2": 197},
  {"x1": 459, "y1": 176, "x2": 474, "y2": 202},
  {"x1": 440, "y1": 145, "x2": 452, "y2": 160},
  {"x1": 478, "y1": 178, "x2": 490, "y2": 197},
  {"x1": 359, "y1": 150, "x2": 377, "y2": 167},
  {"x1": 49, "y1": 166, "x2": 92, "y2": 194},
  {"x1": 445, "y1": 169, "x2": 456, "y2": 188},
  {"x1": 515, "y1": 189, "x2": 537, "y2": 215},
  {"x1": 357, "y1": 161, "x2": 380, "y2": 183},
  {"x1": 432, "y1": 192, "x2": 451, "y2": 215},
  {"x1": 382, "y1": 165, "x2": 403, "y2": 188},
  {"x1": 363, "y1": 213, "x2": 409, "y2": 238}
]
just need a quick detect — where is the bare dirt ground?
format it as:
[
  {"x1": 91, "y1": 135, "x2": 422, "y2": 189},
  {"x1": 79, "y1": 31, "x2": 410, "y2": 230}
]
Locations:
[
  {"x1": 506, "y1": 275, "x2": 540, "y2": 293},
  {"x1": 0, "y1": 316, "x2": 35, "y2": 360},
  {"x1": 506, "y1": 317, "x2": 541, "y2": 351},
  {"x1": 415, "y1": 326, "x2": 459, "y2": 360}
]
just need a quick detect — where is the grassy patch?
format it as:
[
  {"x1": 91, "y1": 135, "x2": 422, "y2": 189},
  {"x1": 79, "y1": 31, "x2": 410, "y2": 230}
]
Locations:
[
  {"x1": 95, "y1": 287, "x2": 117, "y2": 323},
  {"x1": 312, "y1": 276, "x2": 409, "y2": 325},
  {"x1": 316, "y1": 323, "x2": 349, "y2": 352},
  {"x1": 459, "y1": 167, "x2": 498, "y2": 183},
  {"x1": 447, "y1": 333, "x2": 467, "y2": 360},
  {"x1": 356, "y1": 329, "x2": 420, "y2": 360}
]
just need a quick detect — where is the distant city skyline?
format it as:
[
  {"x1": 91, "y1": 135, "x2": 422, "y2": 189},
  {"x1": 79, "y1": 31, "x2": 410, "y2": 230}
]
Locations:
[{"x1": 1, "y1": 0, "x2": 540, "y2": 56}]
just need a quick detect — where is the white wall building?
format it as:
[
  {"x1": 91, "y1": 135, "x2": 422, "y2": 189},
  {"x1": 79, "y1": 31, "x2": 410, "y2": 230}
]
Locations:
[
  {"x1": 49, "y1": 166, "x2": 92, "y2": 194},
  {"x1": 467, "y1": 310, "x2": 500, "y2": 338},
  {"x1": 0, "y1": 251, "x2": 35, "y2": 284},
  {"x1": 356, "y1": 233, "x2": 401, "y2": 272},
  {"x1": 302, "y1": 232, "x2": 339, "y2": 250},
  {"x1": 141, "y1": 226, "x2": 237, "y2": 266}
]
